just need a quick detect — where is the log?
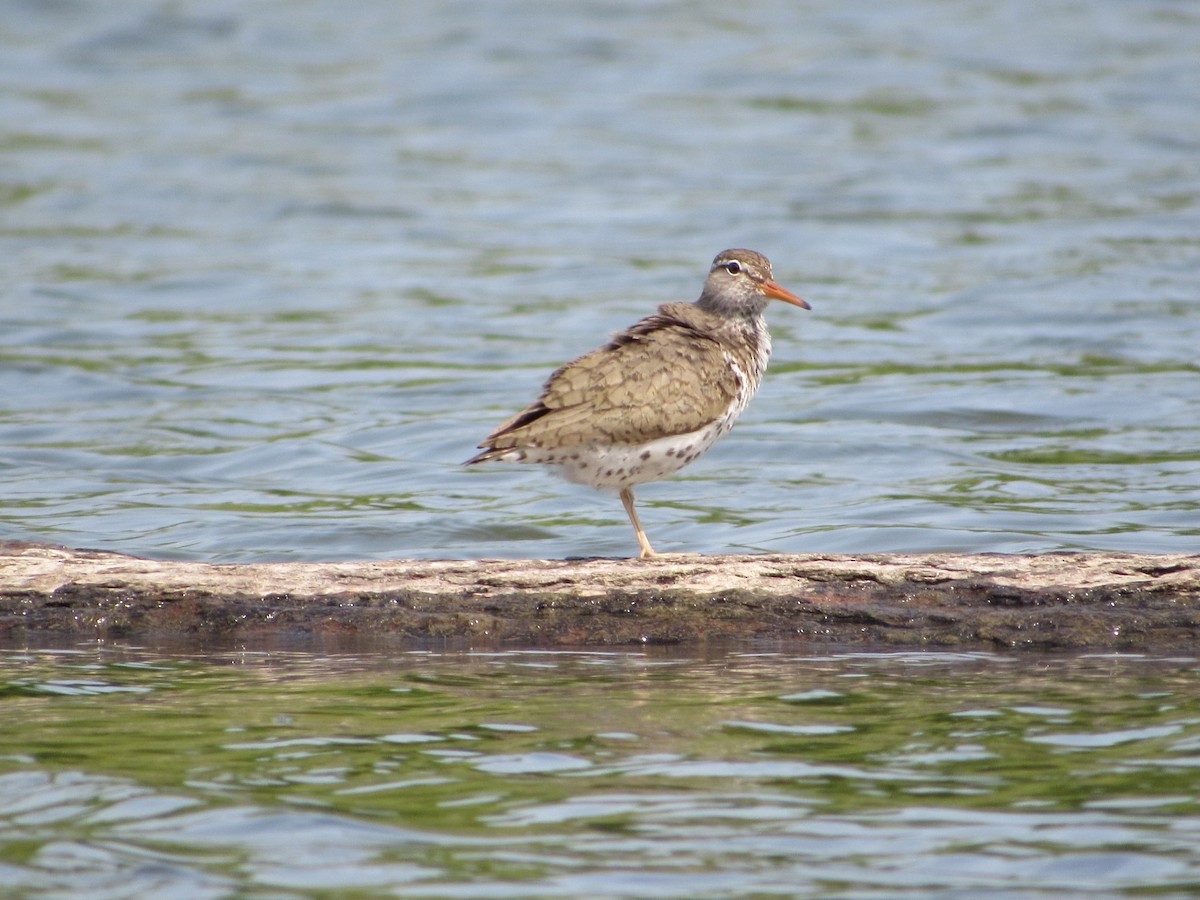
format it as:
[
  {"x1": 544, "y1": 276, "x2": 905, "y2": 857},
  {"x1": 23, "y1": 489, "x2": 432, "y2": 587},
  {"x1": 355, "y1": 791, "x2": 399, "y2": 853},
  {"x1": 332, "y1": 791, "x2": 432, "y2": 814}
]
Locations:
[{"x1": 1, "y1": 541, "x2": 1198, "y2": 650}]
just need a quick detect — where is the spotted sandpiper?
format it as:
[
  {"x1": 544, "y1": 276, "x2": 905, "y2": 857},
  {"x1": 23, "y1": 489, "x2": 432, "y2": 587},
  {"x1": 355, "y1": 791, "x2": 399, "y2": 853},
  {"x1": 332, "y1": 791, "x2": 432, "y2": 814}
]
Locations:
[{"x1": 465, "y1": 248, "x2": 809, "y2": 558}]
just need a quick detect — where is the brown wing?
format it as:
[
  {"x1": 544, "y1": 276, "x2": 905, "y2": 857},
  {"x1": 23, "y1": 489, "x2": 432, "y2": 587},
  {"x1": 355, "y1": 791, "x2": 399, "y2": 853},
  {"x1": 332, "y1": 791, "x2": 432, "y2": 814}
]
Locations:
[{"x1": 477, "y1": 303, "x2": 741, "y2": 452}]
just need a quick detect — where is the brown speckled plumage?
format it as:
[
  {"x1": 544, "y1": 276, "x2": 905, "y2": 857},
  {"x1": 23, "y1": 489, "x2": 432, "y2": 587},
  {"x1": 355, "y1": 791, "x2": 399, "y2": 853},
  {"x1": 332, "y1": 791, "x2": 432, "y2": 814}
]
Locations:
[
  {"x1": 475, "y1": 302, "x2": 756, "y2": 449},
  {"x1": 466, "y1": 249, "x2": 809, "y2": 558}
]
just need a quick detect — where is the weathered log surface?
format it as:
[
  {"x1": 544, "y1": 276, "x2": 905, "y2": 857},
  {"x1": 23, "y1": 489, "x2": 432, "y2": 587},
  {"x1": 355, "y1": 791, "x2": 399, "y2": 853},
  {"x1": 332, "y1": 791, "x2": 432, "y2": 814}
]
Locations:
[{"x1": 1, "y1": 541, "x2": 1198, "y2": 649}]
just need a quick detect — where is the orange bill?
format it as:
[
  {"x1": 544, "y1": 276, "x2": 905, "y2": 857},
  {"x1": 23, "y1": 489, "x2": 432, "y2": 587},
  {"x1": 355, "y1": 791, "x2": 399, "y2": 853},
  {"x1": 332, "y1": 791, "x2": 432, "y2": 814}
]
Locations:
[{"x1": 762, "y1": 280, "x2": 811, "y2": 310}]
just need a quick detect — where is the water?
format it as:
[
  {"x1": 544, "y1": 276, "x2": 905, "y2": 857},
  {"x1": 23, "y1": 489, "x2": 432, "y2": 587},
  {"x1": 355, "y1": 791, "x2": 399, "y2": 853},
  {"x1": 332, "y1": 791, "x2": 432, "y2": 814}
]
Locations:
[
  {"x1": 0, "y1": 0, "x2": 1196, "y2": 562},
  {"x1": 4, "y1": 9, "x2": 1197, "y2": 891},
  {"x1": 1, "y1": 642, "x2": 1198, "y2": 897}
]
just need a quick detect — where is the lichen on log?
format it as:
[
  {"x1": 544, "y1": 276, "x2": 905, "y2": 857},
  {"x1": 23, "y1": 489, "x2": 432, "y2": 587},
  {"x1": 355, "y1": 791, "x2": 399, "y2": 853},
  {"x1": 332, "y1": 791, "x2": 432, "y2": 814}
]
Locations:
[{"x1": 1, "y1": 541, "x2": 1198, "y2": 649}]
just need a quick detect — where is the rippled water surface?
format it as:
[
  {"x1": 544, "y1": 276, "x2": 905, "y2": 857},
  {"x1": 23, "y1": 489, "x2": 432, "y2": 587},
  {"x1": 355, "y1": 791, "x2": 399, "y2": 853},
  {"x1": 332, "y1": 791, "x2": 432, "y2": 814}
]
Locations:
[
  {"x1": 2, "y1": 643, "x2": 1199, "y2": 898},
  {"x1": 2, "y1": 0, "x2": 1198, "y2": 561}
]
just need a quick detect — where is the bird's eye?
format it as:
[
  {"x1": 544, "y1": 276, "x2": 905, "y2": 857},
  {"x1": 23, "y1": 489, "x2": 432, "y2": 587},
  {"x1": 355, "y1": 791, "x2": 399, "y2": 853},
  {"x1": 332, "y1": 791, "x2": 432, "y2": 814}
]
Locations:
[{"x1": 724, "y1": 261, "x2": 742, "y2": 275}]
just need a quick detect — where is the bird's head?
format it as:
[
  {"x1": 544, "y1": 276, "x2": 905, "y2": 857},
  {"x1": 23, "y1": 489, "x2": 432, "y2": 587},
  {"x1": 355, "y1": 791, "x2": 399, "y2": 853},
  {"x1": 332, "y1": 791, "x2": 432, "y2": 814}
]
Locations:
[{"x1": 698, "y1": 248, "x2": 809, "y2": 318}]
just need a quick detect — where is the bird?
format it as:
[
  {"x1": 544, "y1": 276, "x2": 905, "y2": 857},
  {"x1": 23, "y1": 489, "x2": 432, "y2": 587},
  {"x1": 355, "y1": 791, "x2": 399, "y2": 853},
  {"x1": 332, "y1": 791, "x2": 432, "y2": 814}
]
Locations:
[{"x1": 465, "y1": 248, "x2": 809, "y2": 558}]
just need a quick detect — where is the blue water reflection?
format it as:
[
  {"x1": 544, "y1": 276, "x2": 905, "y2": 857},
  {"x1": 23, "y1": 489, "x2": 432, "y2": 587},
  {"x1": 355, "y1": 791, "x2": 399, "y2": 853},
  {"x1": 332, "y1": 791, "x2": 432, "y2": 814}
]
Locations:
[{"x1": 0, "y1": 0, "x2": 1196, "y2": 561}]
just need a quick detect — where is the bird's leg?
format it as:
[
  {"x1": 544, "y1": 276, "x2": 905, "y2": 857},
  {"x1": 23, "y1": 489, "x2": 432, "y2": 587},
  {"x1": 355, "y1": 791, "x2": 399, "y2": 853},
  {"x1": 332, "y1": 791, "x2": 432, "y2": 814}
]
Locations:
[{"x1": 619, "y1": 487, "x2": 657, "y2": 559}]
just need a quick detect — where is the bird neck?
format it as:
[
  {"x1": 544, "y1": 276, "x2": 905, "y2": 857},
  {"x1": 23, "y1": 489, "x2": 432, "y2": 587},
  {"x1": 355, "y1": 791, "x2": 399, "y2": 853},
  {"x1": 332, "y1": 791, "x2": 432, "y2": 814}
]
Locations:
[
  {"x1": 695, "y1": 304, "x2": 772, "y2": 385},
  {"x1": 695, "y1": 289, "x2": 770, "y2": 320}
]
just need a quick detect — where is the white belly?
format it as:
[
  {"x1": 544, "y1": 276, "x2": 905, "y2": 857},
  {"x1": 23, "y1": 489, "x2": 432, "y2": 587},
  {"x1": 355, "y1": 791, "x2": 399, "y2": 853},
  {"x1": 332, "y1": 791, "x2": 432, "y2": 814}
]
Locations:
[{"x1": 508, "y1": 410, "x2": 742, "y2": 491}]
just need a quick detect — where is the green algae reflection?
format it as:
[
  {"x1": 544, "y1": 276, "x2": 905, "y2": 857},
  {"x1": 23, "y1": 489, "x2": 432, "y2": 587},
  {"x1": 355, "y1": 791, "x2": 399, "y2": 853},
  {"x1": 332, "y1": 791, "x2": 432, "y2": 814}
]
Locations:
[{"x1": 2, "y1": 646, "x2": 1199, "y2": 895}]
